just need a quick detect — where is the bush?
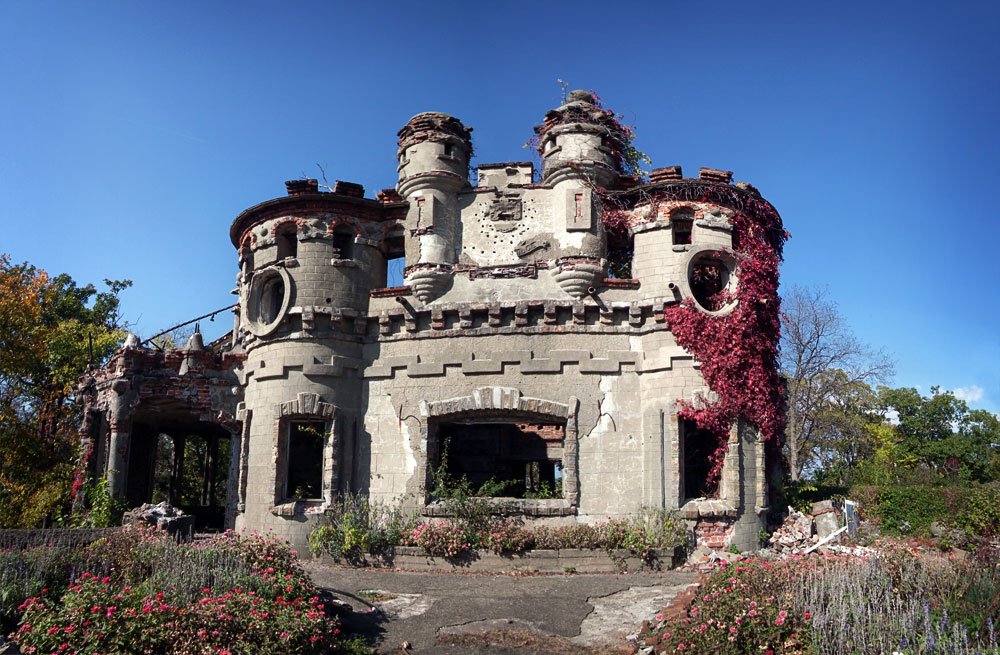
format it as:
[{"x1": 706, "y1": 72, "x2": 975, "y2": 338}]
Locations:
[
  {"x1": 642, "y1": 559, "x2": 812, "y2": 654},
  {"x1": 308, "y1": 495, "x2": 418, "y2": 564},
  {"x1": 875, "y1": 486, "x2": 951, "y2": 535},
  {"x1": 953, "y1": 484, "x2": 1000, "y2": 538},
  {"x1": 640, "y1": 547, "x2": 1000, "y2": 654},
  {"x1": 15, "y1": 573, "x2": 341, "y2": 655},
  {"x1": 402, "y1": 522, "x2": 471, "y2": 559},
  {"x1": 481, "y1": 518, "x2": 533, "y2": 554},
  {"x1": 4, "y1": 526, "x2": 367, "y2": 654},
  {"x1": 852, "y1": 484, "x2": 1000, "y2": 539}
]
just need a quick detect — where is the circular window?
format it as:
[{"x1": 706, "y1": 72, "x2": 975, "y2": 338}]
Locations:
[
  {"x1": 243, "y1": 267, "x2": 292, "y2": 336},
  {"x1": 685, "y1": 248, "x2": 738, "y2": 314}
]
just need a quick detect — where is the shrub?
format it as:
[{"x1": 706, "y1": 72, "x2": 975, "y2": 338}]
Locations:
[
  {"x1": 531, "y1": 523, "x2": 604, "y2": 550},
  {"x1": 874, "y1": 486, "x2": 951, "y2": 535},
  {"x1": 402, "y1": 522, "x2": 471, "y2": 559},
  {"x1": 643, "y1": 559, "x2": 813, "y2": 654},
  {"x1": 15, "y1": 573, "x2": 342, "y2": 655},
  {"x1": 308, "y1": 495, "x2": 418, "y2": 564},
  {"x1": 953, "y1": 484, "x2": 1000, "y2": 538},
  {"x1": 641, "y1": 547, "x2": 1000, "y2": 654},
  {"x1": 481, "y1": 518, "x2": 533, "y2": 554},
  {"x1": 5, "y1": 528, "x2": 368, "y2": 654}
]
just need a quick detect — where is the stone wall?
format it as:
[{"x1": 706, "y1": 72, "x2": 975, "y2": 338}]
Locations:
[{"x1": 84, "y1": 91, "x2": 783, "y2": 552}]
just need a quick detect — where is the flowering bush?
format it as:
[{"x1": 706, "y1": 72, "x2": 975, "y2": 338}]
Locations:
[
  {"x1": 643, "y1": 559, "x2": 812, "y2": 654},
  {"x1": 481, "y1": 518, "x2": 534, "y2": 554},
  {"x1": 402, "y1": 522, "x2": 471, "y2": 559},
  {"x1": 5, "y1": 526, "x2": 368, "y2": 654},
  {"x1": 641, "y1": 546, "x2": 1000, "y2": 654},
  {"x1": 15, "y1": 572, "x2": 342, "y2": 654}
]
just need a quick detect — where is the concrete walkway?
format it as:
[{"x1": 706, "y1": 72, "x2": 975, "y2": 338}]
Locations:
[{"x1": 305, "y1": 562, "x2": 697, "y2": 655}]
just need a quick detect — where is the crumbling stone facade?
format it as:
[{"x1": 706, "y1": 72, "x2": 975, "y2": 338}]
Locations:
[{"x1": 82, "y1": 91, "x2": 785, "y2": 551}]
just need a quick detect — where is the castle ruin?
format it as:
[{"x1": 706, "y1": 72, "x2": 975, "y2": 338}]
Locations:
[{"x1": 78, "y1": 91, "x2": 786, "y2": 552}]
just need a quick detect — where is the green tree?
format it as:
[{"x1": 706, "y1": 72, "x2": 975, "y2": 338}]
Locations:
[
  {"x1": 0, "y1": 254, "x2": 130, "y2": 526},
  {"x1": 809, "y1": 372, "x2": 884, "y2": 485},
  {"x1": 877, "y1": 386, "x2": 1000, "y2": 482}
]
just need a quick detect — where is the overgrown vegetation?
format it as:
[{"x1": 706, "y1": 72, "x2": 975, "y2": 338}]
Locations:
[
  {"x1": 308, "y1": 494, "x2": 420, "y2": 565},
  {"x1": 0, "y1": 253, "x2": 130, "y2": 527},
  {"x1": 641, "y1": 546, "x2": 1000, "y2": 654},
  {"x1": 307, "y1": 493, "x2": 687, "y2": 567},
  {"x1": 2, "y1": 525, "x2": 371, "y2": 653}
]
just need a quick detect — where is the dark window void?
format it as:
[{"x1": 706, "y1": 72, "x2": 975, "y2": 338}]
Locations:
[
  {"x1": 671, "y1": 208, "x2": 694, "y2": 245},
  {"x1": 276, "y1": 228, "x2": 297, "y2": 260},
  {"x1": 383, "y1": 228, "x2": 406, "y2": 287},
  {"x1": 690, "y1": 257, "x2": 728, "y2": 311},
  {"x1": 286, "y1": 421, "x2": 325, "y2": 499},
  {"x1": 131, "y1": 425, "x2": 230, "y2": 532},
  {"x1": 682, "y1": 418, "x2": 718, "y2": 500},
  {"x1": 258, "y1": 275, "x2": 284, "y2": 324},
  {"x1": 332, "y1": 227, "x2": 354, "y2": 260},
  {"x1": 606, "y1": 228, "x2": 633, "y2": 279},
  {"x1": 436, "y1": 421, "x2": 564, "y2": 498}
]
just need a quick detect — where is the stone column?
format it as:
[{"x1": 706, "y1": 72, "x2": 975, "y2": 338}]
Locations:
[{"x1": 106, "y1": 380, "x2": 135, "y2": 499}]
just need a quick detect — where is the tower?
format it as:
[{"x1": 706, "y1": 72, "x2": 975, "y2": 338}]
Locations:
[
  {"x1": 230, "y1": 178, "x2": 390, "y2": 543},
  {"x1": 396, "y1": 112, "x2": 473, "y2": 303},
  {"x1": 533, "y1": 90, "x2": 620, "y2": 298}
]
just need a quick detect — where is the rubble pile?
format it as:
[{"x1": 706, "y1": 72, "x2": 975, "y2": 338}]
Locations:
[
  {"x1": 122, "y1": 502, "x2": 195, "y2": 541},
  {"x1": 767, "y1": 508, "x2": 819, "y2": 554}
]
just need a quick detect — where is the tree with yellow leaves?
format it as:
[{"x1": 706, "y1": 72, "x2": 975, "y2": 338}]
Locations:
[{"x1": 0, "y1": 254, "x2": 130, "y2": 527}]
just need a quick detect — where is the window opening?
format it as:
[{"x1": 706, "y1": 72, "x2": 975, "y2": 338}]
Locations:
[
  {"x1": 690, "y1": 257, "x2": 728, "y2": 311},
  {"x1": 671, "y1": 208, "x2": 694, "y2": 245},
  {"x1": 332, "y1": 226, "x2": 354, "y2": 260},
  {"x1": 433, "y1": 421, "x2": 564, "y2": 499},
  {"x1": 383, "y1": 227, "x2": 406, "y2": 287},
  {"x1": 258, "y1": 275, "x2": 284, "y2": 324},
  {"x1": 681, "y1": 418, "x2": 718, "y2": 500},
  {"x1": 286, "y1": 421, "x2": 325, "y2": 499},
  {"x1": 606, "y1": 229, "x2": 633, "y2": 279},
  {"x1": 276, "y1": 227, "x2": 297, "y2": 260}
]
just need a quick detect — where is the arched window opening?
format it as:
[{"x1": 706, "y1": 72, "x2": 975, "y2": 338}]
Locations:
[{"x1": 671, "y1": 208, "x2": 694, "y2": 245}]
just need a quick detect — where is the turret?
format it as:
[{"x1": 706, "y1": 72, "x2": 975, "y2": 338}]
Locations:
[
  {"x1": 396, "y1": 112, "x2": 473, "y2": 303},
  {"x1": 534, "y1": 90, "x2": 621, "y2": 188},
  {"x1": 533, "y1": 91, "x2": 620, "y2": 297}
]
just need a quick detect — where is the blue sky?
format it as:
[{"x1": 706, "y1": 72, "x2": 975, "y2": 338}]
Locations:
[{"x1": 2, "y1": 1, "x2": 997, "y2": 412}]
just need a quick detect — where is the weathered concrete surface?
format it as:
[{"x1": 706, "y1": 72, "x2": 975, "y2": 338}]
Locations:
[{"x1": 305, "y1": 561, "x2": 697, "y2": 654}]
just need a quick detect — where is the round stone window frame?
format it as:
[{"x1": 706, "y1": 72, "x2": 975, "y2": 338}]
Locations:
[
  {"x1": 680, "y1": 245, "x2": 739, "y2": 316},
  {"x1": 243, "y1": 266, "x2": 292, "y2": 337}
]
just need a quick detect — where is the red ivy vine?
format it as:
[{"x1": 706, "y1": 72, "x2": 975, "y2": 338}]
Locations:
[{"x1": 603, "y1": 184, "x2": 788, "y2": 490}]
